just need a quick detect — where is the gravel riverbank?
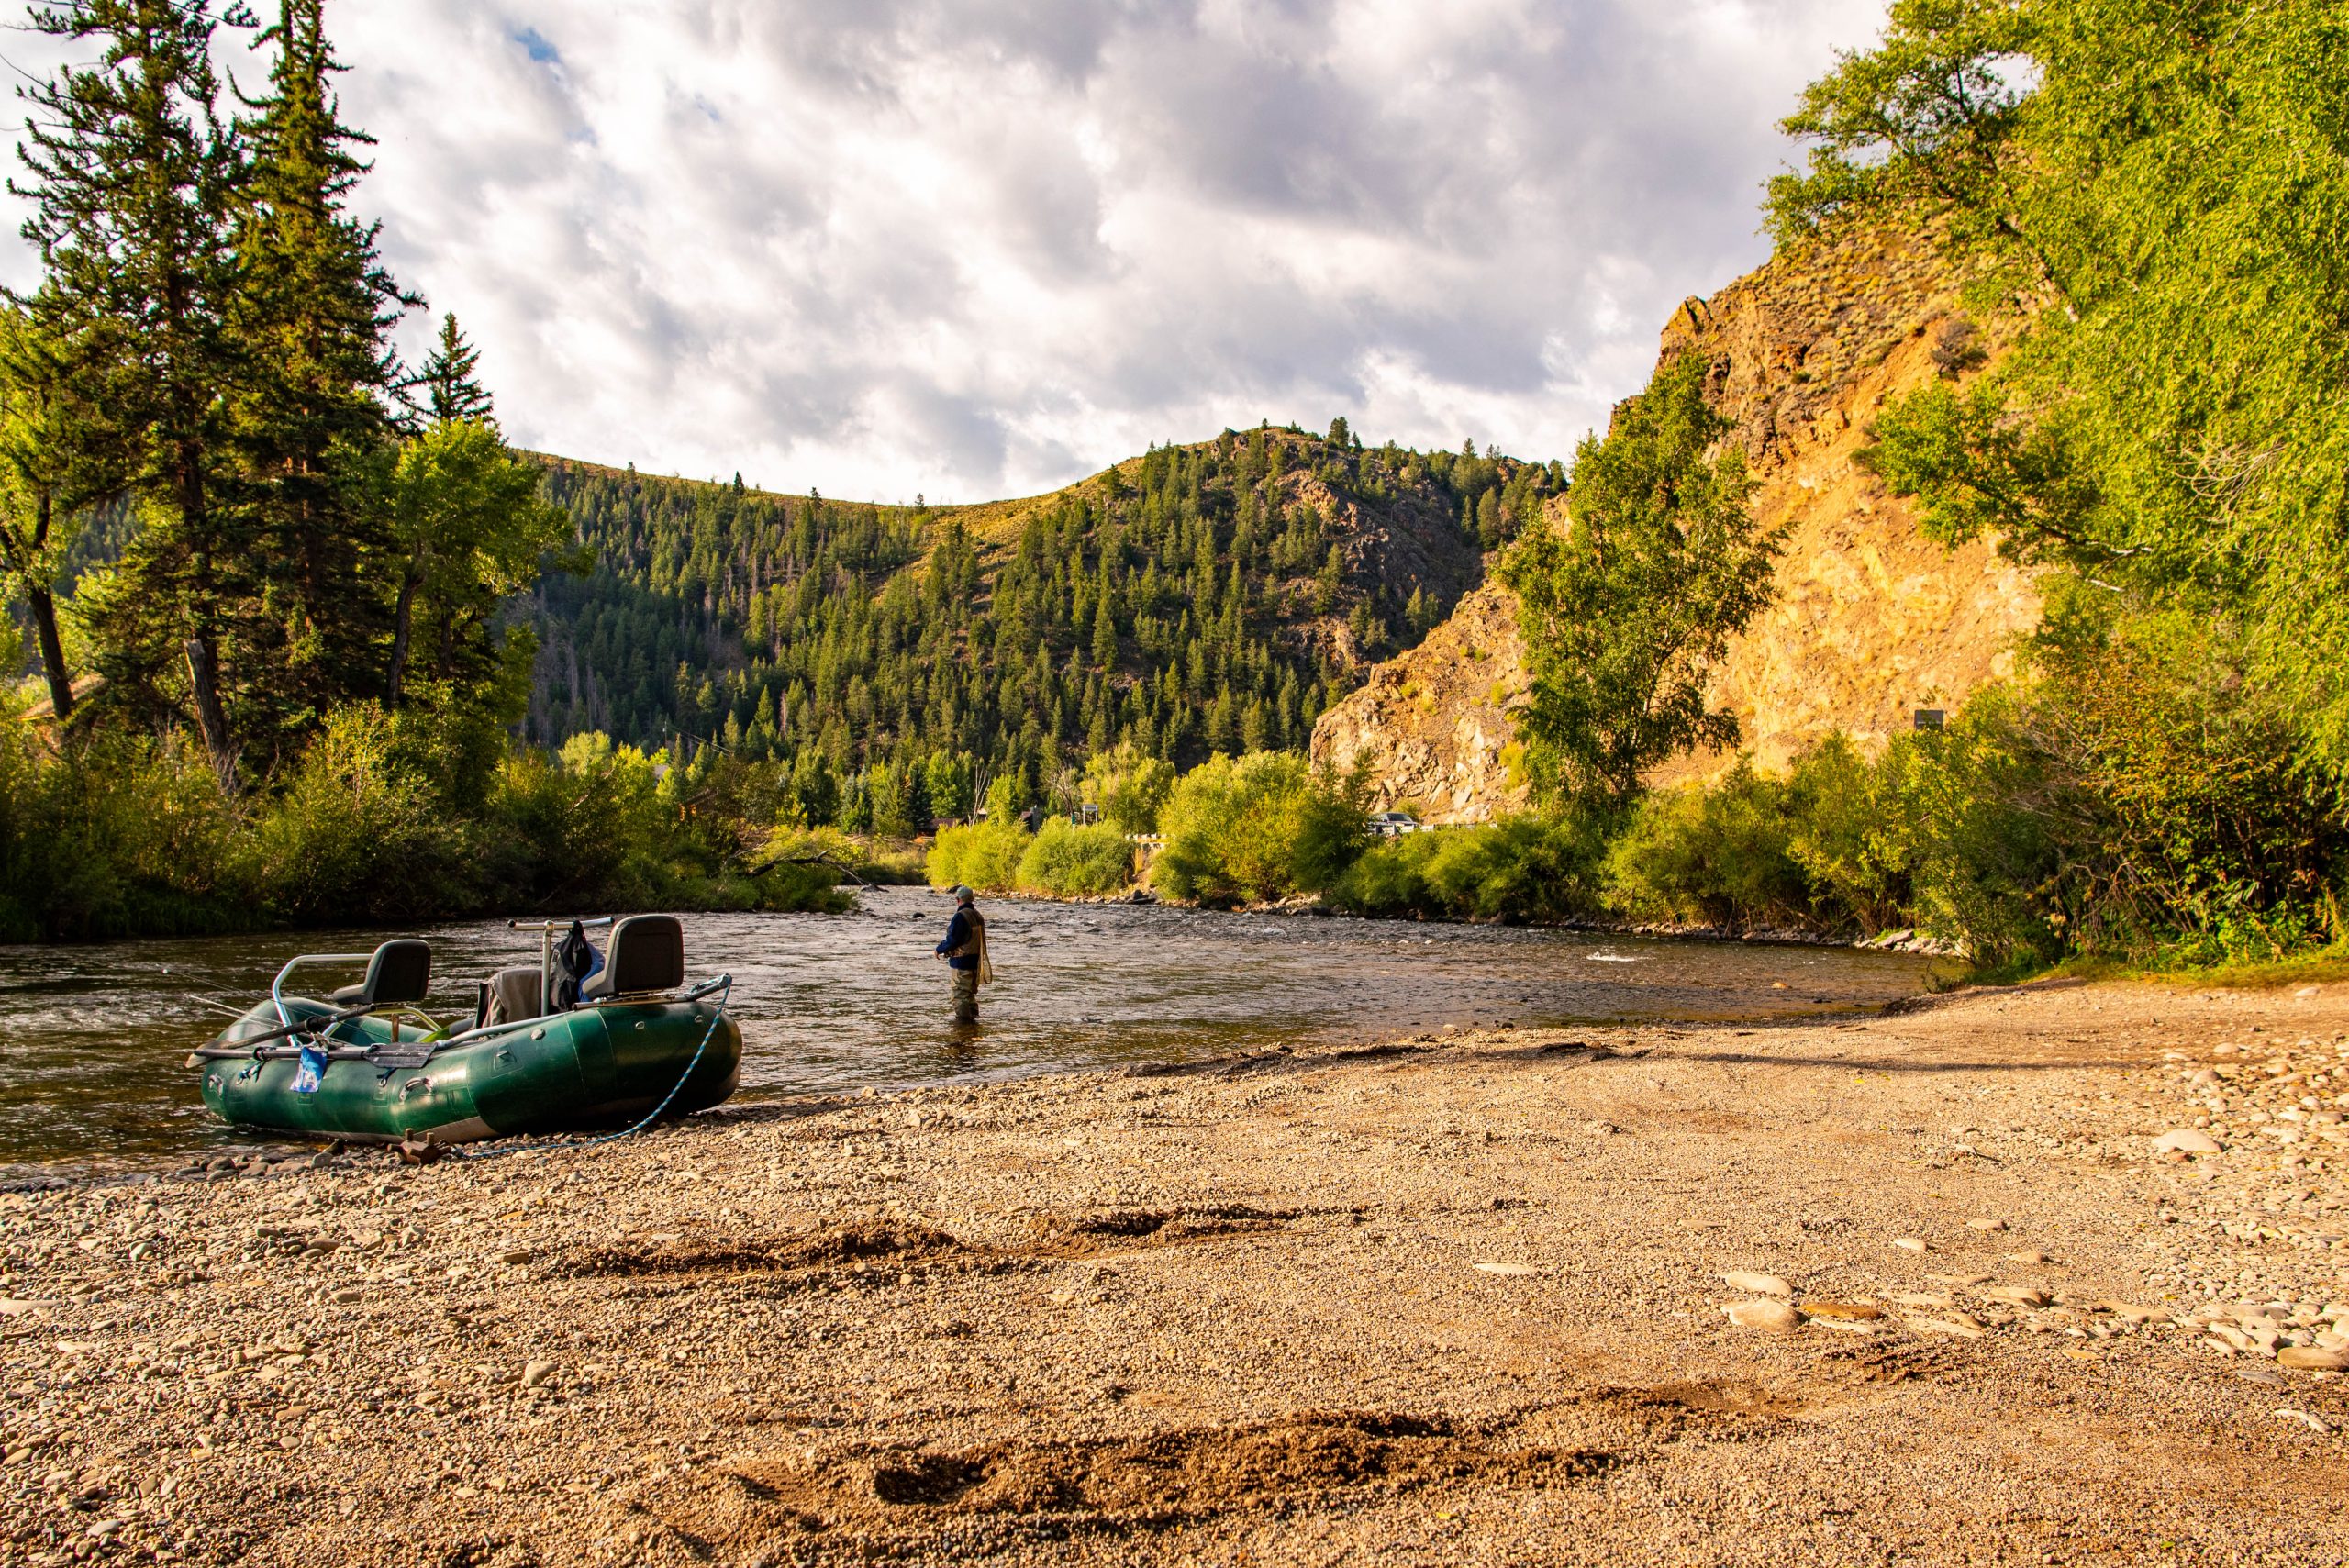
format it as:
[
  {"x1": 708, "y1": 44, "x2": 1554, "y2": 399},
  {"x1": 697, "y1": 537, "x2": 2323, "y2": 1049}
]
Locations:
[{"x1": 4, "y1": 980, "x2": 2346, "y2": 1565}]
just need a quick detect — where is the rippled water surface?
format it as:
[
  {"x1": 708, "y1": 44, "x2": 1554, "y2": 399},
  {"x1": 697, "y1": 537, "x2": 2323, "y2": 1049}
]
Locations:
[{"x1": 0, "y1": 886, "x2": 1951, "y2": 1175}]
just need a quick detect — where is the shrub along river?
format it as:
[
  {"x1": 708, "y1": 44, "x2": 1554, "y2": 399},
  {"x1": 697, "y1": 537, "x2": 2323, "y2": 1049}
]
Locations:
[{"x1": 0, "y1": 885, "x2": 1953, "y2": 1179}]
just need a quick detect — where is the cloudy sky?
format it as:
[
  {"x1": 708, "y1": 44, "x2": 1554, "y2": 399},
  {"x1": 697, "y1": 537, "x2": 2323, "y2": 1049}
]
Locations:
[{"x1": 0, "y1": 0, "x2": 1885, "y2": 502}]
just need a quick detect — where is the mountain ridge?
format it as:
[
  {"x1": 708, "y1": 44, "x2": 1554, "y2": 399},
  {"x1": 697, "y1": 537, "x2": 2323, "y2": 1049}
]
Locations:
[{"x1": 519, "y1": 426, "x2": 1558, "y2": 786}]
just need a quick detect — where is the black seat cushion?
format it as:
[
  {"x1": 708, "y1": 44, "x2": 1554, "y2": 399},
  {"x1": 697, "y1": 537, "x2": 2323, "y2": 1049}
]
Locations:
[
  {"x1": 584, "y1": 916, "x2": 683, "y2": 1000},
  {"x1": 333, "y1": 940, "x2": 432, "y2": 1008}
]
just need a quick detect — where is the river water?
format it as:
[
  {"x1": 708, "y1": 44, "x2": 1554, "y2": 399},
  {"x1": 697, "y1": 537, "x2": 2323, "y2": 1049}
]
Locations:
[{"x1": 0, "y1": 886, "x2": 1951, "y2": 1179}]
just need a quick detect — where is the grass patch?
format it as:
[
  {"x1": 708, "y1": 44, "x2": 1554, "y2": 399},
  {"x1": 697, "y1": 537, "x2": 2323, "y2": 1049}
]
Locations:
[
  {"x1": 1959, "y1": 944, "x2": 2349, "y2": 992},
  {"x1": 2128, "y1": 946, "x2": 2349, "y2": 991}
]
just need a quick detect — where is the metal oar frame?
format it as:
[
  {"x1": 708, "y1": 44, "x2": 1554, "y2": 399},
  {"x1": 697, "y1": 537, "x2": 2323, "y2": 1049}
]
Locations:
[
  {"x1": 188, "y1": 930, "x2": 731, "y2": 1074},
  {"x1": 185, "y1": 949, "x2": 451, "y2": 1070}
]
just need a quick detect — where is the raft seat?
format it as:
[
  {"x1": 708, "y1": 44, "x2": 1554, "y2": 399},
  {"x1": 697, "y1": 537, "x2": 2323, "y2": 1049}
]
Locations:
[
  {"x1": 478, "y1": 966, "x2": 546, "y2": 1029},
  {"x1": 328, "y1": 940, "x2": 432, "y2": 1009},
  {"x1": 583, "y1": 915, "x2": 685, "y2": 1001}
]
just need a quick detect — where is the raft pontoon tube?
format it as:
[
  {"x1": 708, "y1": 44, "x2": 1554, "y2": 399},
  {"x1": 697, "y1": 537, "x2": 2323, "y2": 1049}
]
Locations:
[{"x1": 190, "y1": 915, "x2": 741, "y2": 1145}]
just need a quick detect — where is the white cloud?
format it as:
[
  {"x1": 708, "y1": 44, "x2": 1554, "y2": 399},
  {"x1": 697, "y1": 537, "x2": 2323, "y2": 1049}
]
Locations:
[{"x1": 0, "y1": 0, "x2": 1887, "y2": 499}]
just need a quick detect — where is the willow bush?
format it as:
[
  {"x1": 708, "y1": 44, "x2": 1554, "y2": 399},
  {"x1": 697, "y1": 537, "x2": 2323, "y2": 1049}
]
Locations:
[
  {"x1": 927, "y1": 819, "x2": 1031, "y2": 894},
  {"x1": 1151, "y1": 751, "x2": 1367, "y2": 906},
  {"x1": 1017, "y1": 820, "x2": 1136, "y2": 898},
  {"x1": 1332, "y1": 813, "x2": 1609, "y2": 924}
]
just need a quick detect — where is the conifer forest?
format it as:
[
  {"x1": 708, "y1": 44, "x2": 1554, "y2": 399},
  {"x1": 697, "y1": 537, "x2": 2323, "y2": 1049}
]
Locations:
[{"x1": 526, "y1": 431, "x2": 1553, "y2": 820}]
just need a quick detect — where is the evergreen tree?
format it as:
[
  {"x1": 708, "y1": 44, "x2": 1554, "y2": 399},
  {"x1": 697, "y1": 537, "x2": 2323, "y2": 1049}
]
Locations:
[
  {"x1": 14, "y1": 0, "x2": 248, "y2": 786},
  {"x1": 1405, "y1": 584, "x2": 1434, "y2": 638},
  {"x1": 227, "y1": 0, "x2": 413, "y2": 743},
  {"x1": 1090, "y1": 593, "x2": 1118, "y2": 669},
  {"x1": 788, "y1": 744, "x2": 839, "y2": 826},
  {"x1": 416, "y1": 312, "x2": 494, "y2": 428}
]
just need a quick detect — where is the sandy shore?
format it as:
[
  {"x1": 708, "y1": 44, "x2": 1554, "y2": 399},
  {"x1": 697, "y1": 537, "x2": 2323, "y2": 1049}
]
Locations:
[{"x1": 5, "y1": 979, "x2": 2347, "y2": 1566}]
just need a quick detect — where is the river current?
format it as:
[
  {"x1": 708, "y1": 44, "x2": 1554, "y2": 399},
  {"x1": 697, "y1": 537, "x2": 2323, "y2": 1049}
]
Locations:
[{"x1": 0, "y1": 886, "x2": 1951, "y2": 1178}]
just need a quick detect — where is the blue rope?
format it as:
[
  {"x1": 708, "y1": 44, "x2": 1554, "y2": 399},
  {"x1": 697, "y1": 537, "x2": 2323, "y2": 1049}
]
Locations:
[{"x1": 450, "y1": 978, "x2": 733, "y2": 1162}]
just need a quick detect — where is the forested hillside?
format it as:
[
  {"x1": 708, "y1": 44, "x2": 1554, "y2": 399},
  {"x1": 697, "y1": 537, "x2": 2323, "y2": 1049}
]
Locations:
[{"x1": 520, "y1": 426, "x2": 1559, "y2": 812}]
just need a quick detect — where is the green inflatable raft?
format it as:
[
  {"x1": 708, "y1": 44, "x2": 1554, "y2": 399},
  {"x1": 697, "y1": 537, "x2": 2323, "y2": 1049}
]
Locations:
[{"x1": 191, "y1": 915, "x2": 740, "y2": 1145}]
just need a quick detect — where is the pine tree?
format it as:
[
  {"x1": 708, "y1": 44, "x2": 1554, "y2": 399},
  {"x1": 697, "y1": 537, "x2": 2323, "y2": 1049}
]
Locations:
[
  {"x1": 417, "y1": 312, "x2": 494, "y2": 427},
  {"x1": 1314, "y1": 545, "x2": 1342, "y2": 615},
  {"x1": 1406, "y1": 584, "x2": 1434, "y2": 638},
  {"x1": 15, "y1": 0, "x2": 248, "y2": 785},
  {"x1": 228, "y1": 0, "x2": 413, "y2": 740},
  {"x1": 1091, "y1": 593, "x2": 1118, "y2": 669},
  {"x1": 1475, "y1": 488, "x2": 1503, "y2": 549}
]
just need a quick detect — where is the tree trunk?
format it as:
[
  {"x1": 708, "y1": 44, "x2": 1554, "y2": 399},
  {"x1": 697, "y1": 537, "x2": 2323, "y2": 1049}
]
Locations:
[
  {"x1": 173, "y1": 427, "x2": 238, "y2": 794},
  {"x1": 386, "y1": 568, "x2": 418, "y2": 706},
  {"x1": 183, "y1": 636, "x2": 238, "y2": 796},
  {"x1": 26, "y1": 584, "x2": 72, "y2": 721}
]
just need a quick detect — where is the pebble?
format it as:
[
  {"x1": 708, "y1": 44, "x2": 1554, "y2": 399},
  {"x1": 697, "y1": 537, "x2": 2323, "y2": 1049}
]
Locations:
[
  {"x1": 1472, "y1": 1262, "x2": 1539, "y2": 1277},
  {"x1": 1893, "y1": 1238, "x2": 1928, "y2": 1253},
  {"x1": 1721, "y1": 1270, "x2": 1791, "y2": 1296},
  {"x1": 1965, "y1": 1218, "x2": 2008, "y2": 1232},
  {"x1": 2277, "y1": 1347, "x2": 2348, "y2": 1372},
  {"x1": 1910, "y1": 1315, "x2": 1986, "y2": 1339},
  {"x1": 2099, "y1": 1303, "x2": 2165, "y2": 1323},
  {"x1": 1798, "y1": 1301, "x2": 1884, "y2": 1321},
  {"x1": 0, "y1": 1298, "x2": 54, "y2": 1317},
  {"x1": 521, "y1": 1360, "x2": 556, "y2": 1389},
  {"x1": 2153, "y1": 1129, "x2": 2223, "y2": 1154},
  {"x1": 1984, "y1": 1286, "x2": 2050, "y2": 1307},
  {"x1": 2003, "y1": 1251, "x2": 2050, "y2": 1265},
  {"x1": 1723, "y1": 1299, "x2": 1801, "y2": 1332}
]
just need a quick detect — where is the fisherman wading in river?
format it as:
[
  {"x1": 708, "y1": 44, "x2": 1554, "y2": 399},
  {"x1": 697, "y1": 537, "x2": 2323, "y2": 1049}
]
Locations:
[{"x1": 935, "y1": 886, "x2": 994, "y2": 1025}]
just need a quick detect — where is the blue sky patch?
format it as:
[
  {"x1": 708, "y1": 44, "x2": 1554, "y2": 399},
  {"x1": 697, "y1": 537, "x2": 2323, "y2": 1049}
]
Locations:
[{"x1": 512, "y1": 27, "x2": 561, "y2": 66}]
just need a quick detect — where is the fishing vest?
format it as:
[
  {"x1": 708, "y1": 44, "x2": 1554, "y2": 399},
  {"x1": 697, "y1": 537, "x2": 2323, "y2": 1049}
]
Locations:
[{"x1": 945, "y1": 908, "x2": 986, "y2": 960}]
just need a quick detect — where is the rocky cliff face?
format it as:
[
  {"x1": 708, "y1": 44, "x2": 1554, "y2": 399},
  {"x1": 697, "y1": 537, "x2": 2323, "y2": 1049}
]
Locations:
[
  {"x1": 1308, "y1": 578, "x2": 1534, "y2": 821},
  {"x1": 1312, "y1": 225, "x2": 2043, "y2": 821}
]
